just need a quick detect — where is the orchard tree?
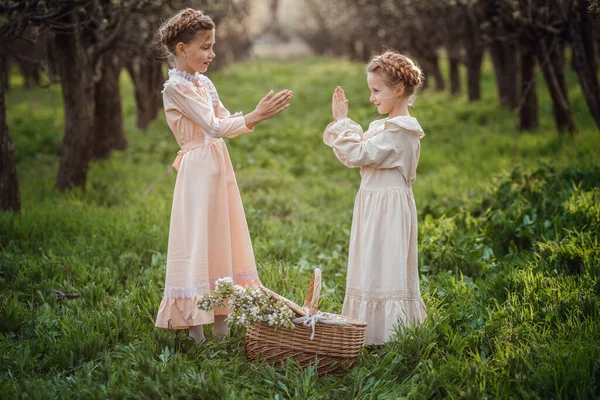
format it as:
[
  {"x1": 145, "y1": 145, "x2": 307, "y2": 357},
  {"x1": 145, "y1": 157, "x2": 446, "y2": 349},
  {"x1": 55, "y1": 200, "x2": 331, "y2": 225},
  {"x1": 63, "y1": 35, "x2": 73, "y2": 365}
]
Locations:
[{"x1": 2, "y1": 0, "x2": 254, "y2": 194}]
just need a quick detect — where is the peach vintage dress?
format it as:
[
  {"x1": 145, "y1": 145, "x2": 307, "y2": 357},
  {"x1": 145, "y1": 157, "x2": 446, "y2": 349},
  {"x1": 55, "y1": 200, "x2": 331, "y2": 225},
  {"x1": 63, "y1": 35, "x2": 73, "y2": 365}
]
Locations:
[
  {"x1": 155, "y1": 69, "x2": 261, "y2": 329},
  {"x1": 324, "y1": 116, "x2": 427, "y2": 345}
]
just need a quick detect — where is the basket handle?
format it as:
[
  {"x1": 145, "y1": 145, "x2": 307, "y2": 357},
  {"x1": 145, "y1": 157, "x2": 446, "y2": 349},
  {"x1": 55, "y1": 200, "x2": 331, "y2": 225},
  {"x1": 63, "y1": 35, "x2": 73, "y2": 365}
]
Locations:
[{"x1": 303, "y1": 269, "x2": 322, "y2": 316}]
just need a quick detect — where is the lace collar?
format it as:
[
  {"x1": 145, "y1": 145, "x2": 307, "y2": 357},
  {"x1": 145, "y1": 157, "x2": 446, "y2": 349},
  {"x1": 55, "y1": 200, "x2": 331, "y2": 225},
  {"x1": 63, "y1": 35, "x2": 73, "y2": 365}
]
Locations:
[
  {"x1": 164, "y1": 69, "x2": 219, "y2": 111},
  {"x1": 168, "y1": 68, "x2": 201, "y2": 83}
]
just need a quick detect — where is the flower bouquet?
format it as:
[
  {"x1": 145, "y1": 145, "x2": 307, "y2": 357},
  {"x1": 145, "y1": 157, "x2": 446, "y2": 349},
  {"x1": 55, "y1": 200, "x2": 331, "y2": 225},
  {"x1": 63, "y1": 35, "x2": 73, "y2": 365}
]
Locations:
[{"x1": 198, "y1": 277, "x2": 295, "y2": 329}]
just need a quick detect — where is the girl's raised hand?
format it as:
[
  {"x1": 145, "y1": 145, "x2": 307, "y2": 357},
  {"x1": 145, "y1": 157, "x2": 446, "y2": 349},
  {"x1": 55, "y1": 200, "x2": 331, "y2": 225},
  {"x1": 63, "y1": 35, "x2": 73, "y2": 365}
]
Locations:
[
  {"x1": 244, "y1": 89, "x2": 292, "y2": 129},
  {"x1": 332, "y1": 86, "x2": 349, "y2": 121},
  {"x1": 255, "y1": 89, "x2": 293, "y2": 120}
]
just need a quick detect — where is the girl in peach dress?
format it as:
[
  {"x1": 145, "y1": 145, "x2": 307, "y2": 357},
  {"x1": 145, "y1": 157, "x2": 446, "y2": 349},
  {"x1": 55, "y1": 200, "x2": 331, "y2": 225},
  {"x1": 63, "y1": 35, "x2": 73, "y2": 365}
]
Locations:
[
  {"x1": 154, "y1": 9, "x2": 292, "y2": 343},
  {"x1": 324, "y1": 51, "x2": 427, "y2": 345}
]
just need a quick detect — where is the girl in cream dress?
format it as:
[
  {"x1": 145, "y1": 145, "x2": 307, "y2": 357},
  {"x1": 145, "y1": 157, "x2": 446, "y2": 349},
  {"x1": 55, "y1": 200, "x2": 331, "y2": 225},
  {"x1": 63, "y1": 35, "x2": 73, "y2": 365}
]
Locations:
[{"x1": 324, "y1": 51, "x2": 427, "y2": 345}]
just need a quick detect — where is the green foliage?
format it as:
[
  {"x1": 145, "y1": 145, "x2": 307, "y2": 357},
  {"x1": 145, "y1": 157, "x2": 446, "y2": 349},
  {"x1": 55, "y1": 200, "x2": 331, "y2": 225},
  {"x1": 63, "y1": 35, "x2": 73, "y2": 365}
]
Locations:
[{"x1": 1, "y1": 57, "x2": 599, "y2": 398}]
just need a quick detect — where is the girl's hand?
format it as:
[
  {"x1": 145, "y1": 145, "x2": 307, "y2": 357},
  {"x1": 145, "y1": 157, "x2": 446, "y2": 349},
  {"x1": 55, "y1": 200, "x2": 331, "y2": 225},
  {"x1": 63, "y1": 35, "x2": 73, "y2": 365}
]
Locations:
[
  {"x1": 256, "y1": 89, "x2": 292, "y2": 119},
  {"x1": 244, "y1": 89, "x2": 292, "y2": 129},
  {"x1": 332, "y1": 86, "x2": 349, "y2": 121}
]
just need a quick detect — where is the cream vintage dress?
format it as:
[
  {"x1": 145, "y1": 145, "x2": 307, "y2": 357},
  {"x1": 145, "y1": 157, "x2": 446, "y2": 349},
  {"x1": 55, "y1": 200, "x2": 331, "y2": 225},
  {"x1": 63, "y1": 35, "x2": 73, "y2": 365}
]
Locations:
[
  {"x1": 324, "y1": 116, "x2": 427, "y2": 345},
  {"x1": 155, "y1": 69, "x2": 260, "y2": 329}
]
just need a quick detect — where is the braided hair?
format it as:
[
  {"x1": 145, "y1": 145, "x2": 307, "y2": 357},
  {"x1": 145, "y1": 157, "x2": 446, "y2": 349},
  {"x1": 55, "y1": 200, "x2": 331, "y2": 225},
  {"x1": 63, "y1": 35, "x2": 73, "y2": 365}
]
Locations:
[
  {"x1": 366, "y1": 51, "x2": 424, "y2": 105},
  {"x1": 155, "y1": 8, "x2": 215, "y2": 64}
]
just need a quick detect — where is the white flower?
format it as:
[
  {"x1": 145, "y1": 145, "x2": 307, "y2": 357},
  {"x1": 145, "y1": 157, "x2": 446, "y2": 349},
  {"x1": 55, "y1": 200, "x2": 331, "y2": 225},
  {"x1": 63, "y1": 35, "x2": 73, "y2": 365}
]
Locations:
[
  {"x1": 196, "y1": 282, "x2": 294, "y2": 328},
  {"x1": 215, "y1": 277, "x2": 233, "y2": 286},
  {"x1": 234, "y1": 286, "x2": 246, "y2": 295}
]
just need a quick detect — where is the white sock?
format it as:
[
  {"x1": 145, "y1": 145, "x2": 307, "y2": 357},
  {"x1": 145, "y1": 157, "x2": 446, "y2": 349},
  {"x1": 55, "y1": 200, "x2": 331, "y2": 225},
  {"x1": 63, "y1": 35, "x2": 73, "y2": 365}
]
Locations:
[
  {"x1": 214, "y1": 315, "x2": 229, "y2": 337},
  {"x1": 188, "y1": 325, "x2": 206, "y2": 343}
]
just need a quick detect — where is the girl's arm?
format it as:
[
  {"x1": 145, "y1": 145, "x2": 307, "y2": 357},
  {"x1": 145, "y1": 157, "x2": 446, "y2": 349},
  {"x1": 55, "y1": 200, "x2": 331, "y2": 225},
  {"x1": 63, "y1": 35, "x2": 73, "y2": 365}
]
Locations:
[
  {"x1": 329, "y1": 122, "x2": 420, "y2": 178},
  {"x1": 205, "y1": 77, "x2": 292, "y2": 127},
  {"x1": 217, "y1": 100, "x2": 232, "y2": 118},
  {"x1": 243, "y1": 89, "x2": 292, "y2": 129},
  {"x1": 164, "y1": 81, "x2": 251, "y2": 139},
  {"x1": 217, "y1": 93, "x2": 291, "y2": 132},
  {"x1": 323, "y1": 117, "x2": 364, "y2": 168},
  {"x1": 332, "y1": 123, "x2": 405, "y2": 168},
  {"x1": 323, "y1": 86, "x2": 363, "y2": 167},
  {"x1": 202, "y1": 76, "x2": 233, "y2": 119}
]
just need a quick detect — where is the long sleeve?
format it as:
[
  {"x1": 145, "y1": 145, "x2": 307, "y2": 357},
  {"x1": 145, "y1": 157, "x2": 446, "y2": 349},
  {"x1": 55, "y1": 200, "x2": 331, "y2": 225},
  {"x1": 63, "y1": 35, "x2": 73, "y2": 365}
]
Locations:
[
  {"x1": 326, "y1": 118, "x2": 422, "y2": 182},
  {"x1": 163, "y1": 80, "x2": 251, "y2": 139},
  {"x1": 323, "y1": 118, "x2": 364, "y2": 168},
  {"x1": 217, "y1": 100, "x2": 231, "y2": 118}
]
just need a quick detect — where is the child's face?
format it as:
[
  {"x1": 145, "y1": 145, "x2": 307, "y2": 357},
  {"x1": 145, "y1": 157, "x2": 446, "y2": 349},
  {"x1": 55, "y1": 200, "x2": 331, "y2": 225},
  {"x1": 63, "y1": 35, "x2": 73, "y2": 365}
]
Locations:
[
  {"x1": 181, "y1": 29, "x2": 216, "y2": 73},
  {"x1": 367, "y1": 72, "x2": 401, "y2": 115}
]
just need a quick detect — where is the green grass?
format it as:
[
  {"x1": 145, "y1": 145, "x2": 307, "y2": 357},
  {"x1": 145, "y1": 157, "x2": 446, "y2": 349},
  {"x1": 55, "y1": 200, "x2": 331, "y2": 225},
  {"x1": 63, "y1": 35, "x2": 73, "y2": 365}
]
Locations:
[{"x1": 1, "y1": 56, "x2": 599, "y2": 398}]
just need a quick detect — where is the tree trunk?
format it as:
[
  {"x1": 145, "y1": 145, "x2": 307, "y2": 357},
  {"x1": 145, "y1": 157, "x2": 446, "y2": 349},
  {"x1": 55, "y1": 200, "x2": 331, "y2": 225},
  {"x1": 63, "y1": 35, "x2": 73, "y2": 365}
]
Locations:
[
  {"x1": 0, "y1": 50, "x2": 20, "y2": 213},
  {"x1": 570, "y1": 1, "x2": 600, "y2": 131},
  {"x1": 268, "y1": 0, "x2": 283, "y2": 37},
  {"x1": 466, "y1": 49, "x2": 483, "y2": 101},
  {"x1": 17, "y1": 59, "x2": 40, "y2": 89},
  {"x1": 126, "y1": 58, "x2": 164, "y2": 132},
  {"x1": 449, "y1": 56, "x2": 461, "y2": 95},
  {"x1": 2, "y1": 55, "x2": 9, "y2": 92},
  {"x1": 537, "y1": 37, "x2": 576, "y2": 135},
  {"x1": 53, "y1": 28, "x2": 95, "y2": 191},
  {"x1": 445, "y1": 8, "x2": 464, "y2": 96},
  {"x1": 91, "y1": 50, "x2": 126, "y2": 159},
  {"x1": 419, "y1": 56, "x2": 445, "y2": 92},
  {"x1": 490, "y1": 40, "x2": 519, "y2": 109},
  {"x1": 431, "y1": 55, "x2": 445, "y2": 92},
  {"x1": 420, "y1": 62, "x2": 430, "y2": 90},
  {"x1": 464, "y1": 13, "x2": 484, "y2": 101},
  {"x1": 519, "y1": 38, "x2": 539, "y2": 131},
  {"x1": 10, "y1": 37, "x2": 44, "y2": 89}
]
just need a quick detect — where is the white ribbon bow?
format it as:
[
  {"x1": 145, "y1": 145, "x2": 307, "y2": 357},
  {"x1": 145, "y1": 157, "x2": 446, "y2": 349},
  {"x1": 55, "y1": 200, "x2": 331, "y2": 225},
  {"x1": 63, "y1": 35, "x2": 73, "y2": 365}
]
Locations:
[{"x1": 292, "y1": 313, "x2": 348, "y2": 340}]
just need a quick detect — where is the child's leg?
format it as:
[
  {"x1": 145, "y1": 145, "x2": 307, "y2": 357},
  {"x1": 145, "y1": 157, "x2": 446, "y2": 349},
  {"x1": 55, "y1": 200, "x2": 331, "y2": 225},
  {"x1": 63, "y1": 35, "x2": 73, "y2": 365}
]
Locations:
[
  {"x1": 214, "y1": 315, "x2": 229, "y2": 337},
  {"x1": 188, "y1": 325, "x2": 206, "y2": 343}
]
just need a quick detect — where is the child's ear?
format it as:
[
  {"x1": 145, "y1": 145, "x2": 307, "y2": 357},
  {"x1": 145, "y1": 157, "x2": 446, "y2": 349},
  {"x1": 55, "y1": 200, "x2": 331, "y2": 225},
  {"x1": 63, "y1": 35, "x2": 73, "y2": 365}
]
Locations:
[
  {"x1": 395, "y1": 84, "x2": 405, "y2": 98},
  {"x1": 176, "y1": 42, "x2": 185, "y2": 57}
]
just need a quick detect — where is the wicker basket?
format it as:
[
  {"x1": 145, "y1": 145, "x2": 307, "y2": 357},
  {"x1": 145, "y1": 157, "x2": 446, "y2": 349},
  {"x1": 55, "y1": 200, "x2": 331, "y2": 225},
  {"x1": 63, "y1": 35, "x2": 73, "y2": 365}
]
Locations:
[{"x1": 245, "y1": 269, "x2": 367, "y2": 375}]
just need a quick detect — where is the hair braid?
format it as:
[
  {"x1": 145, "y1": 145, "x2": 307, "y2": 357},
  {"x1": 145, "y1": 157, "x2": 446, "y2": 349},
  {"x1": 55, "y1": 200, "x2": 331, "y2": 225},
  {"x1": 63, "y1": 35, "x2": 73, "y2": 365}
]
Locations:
[
  {"x1": 366, "y1": 51, "x2": 424, "y2": 104},
  {"x1": 154, "y1": 8, "x2": 215, "y2": 64}
]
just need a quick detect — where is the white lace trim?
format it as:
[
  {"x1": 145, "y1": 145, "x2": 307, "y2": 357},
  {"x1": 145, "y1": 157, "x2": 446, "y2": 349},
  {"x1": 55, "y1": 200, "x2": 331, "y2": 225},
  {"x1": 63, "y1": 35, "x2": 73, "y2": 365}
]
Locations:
[
  {"x1": 345, "y1": 287, "x2": 423, "y2": 302},
  {"x1": 196, "y1": 73, "x2": 219, "y2": 111},
  {"x1": 323, "y1": 118, "x2": 363, "y2": 146},
  {"x1": 163, "y1": 285, "x2": 210, "y2": 298},
  {"x1": 162, "y1": 70, "x2": 219, "y2": 114},
  {"x1": 209, "y1": 118, "x2": 221, "y2": 138},
  {"x1": 162, "y1": 69, "x2": 199, "y2": 93},
  {"x1": 162, "y1": 271, "x2": 260, "y2": 299},
  {"x1": 230, "y1": 270, "x2": 260, "y2": 283},
  {"x1": 171, "y1": 68, "x2": 197, "y2": 82}
]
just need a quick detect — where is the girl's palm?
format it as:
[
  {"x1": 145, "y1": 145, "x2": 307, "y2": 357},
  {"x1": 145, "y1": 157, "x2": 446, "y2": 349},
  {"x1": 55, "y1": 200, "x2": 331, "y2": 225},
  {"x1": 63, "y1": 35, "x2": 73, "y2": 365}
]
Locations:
[
  {"x1": 332, "y1": 86, "x2": 349, "y2": 121},
  {"x1": 256, "y1": 89, "x2": 292, "y2": 120}
]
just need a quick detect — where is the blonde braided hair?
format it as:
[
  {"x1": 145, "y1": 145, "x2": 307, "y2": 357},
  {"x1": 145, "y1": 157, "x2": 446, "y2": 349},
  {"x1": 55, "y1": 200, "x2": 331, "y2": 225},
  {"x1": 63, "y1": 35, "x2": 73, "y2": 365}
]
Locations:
[
  {"x1": 366, "y1": 51, "x2": 424, "y2": 105},
  {"x1": 155, "y1": 8, "x2": 215, "y2": 63}
]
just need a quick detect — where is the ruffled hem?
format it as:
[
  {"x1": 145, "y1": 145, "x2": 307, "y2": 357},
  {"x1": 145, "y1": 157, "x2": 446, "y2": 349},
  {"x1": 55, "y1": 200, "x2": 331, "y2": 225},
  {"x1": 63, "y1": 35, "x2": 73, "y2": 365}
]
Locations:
[
  {"x1": 155, "y1": 296, "x2": 217, "y2": 329},
  {"x1": 156, "y1": 276, "x2": 261, "y2": 329},
  {"x1": 342, "y1": 296, "x2": 427, "y2": 345}
]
